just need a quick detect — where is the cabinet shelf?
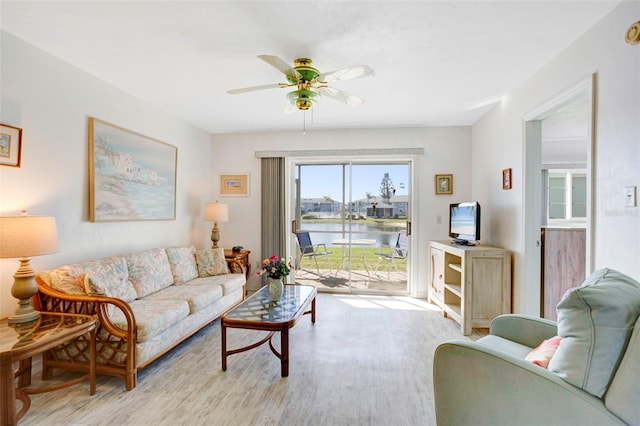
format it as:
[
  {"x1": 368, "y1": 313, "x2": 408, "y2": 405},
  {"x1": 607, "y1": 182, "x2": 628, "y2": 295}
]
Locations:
[
  {"x1": 447, "y1": 263, "x2": 462, "y2": 273},
  {"x1": 444, "y1": 283, "x2": 462, "y2": 298},
  {"x1": 428, "y1": 240, "x2": 511, "y2": 335},
  {"x1": 443, "y1": 302, "x2": 461, "y2": 322}
]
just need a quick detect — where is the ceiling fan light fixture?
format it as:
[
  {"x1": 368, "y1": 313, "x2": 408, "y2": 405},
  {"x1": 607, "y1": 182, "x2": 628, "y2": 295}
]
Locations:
[{"x1": 287, "y1": 89, "x2": 319, "y2": 111}]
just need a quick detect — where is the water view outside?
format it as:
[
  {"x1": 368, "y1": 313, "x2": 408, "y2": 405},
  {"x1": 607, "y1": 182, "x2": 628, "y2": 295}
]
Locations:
[
  {"x1": 301, "y1": 222, "x2": 404, "y2": 247},
  {"x1": 294, "y1": 162, "x2": 411, "y2": 293}
]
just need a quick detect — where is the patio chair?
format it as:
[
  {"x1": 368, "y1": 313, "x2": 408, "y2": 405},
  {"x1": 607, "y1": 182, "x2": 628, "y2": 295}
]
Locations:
[
  {"x1": 295, "y1": 231, "x2": 332, "y2": 276},
  {"x1": 374, "y1": 233, "x2": 408, "y2": 277}
]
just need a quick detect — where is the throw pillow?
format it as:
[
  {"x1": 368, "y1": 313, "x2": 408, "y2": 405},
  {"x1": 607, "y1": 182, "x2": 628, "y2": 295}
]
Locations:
[
  {"x1": 46, "y1": 266, "x2": 88, "y2": 295},
  {"x1": 83, "y1": 260, "x2": 137, "y2": 303},
  {"x1": 195, "y1": 248, "x2": 230, "y2": 277},
  {"x1": 165, "y1": 246, "x2": 199, "y2": 284},
  {"x1": 125, "y1": 248, "x2": 174, "y2": 298},
  {"x1": 547, "y1": 268, "x2": 640, "y2": 398},
  {"x1": 525, "y1": 336, "x2": 562, "y2": 368}
]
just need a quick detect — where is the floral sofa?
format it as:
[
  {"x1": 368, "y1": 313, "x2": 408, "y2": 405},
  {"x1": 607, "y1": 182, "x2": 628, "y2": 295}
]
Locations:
[{"x1": 34, "y1": 246, "x2": 245, "y2": 390}]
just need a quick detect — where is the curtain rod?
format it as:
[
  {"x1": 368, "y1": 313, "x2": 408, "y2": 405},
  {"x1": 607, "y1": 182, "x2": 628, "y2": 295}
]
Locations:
[{"x1": 255, "y1": 148, "x2": 424, "y2": 158}]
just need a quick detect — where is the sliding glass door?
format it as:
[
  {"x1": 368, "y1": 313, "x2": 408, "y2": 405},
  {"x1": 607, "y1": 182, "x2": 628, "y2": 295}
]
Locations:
[{"x1": 290, "y1": 160, "x2": 411, "y2": 294}]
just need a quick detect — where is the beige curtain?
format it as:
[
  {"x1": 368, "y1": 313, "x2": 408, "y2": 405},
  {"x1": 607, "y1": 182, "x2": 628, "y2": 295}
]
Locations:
[{"x1": 260, "y1": 157, "x2": 286, "y2": 285}]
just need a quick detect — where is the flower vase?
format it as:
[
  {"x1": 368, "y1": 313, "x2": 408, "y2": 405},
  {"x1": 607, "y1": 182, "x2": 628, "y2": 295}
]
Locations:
[{"x1": 269, "y1": 278, "x2": 284, "y2": 301}]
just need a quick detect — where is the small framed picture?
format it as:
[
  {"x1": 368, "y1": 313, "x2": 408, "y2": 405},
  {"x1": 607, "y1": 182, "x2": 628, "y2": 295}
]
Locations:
[
  {"x1": 220, "y1": 174, "x2": 249, "y2": 196},
  {"x1": 502, "y1": 168, "x2": 512, "y2": 190},
  {"x1": 0, "y1": 123, "x2": 23, "y2": 168},
  {"x1": 435, "y1": 174, "x2": 453, "y2": 195}
]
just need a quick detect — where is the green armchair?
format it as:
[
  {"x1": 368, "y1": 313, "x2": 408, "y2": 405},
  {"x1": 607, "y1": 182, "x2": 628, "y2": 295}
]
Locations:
[{"x1": 433, "y1": 268, "x2": 640, "y2": 426}]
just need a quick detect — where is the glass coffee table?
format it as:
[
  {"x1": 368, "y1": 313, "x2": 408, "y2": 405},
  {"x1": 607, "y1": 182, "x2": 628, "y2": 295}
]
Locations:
[{"x1": 221, "y1": 284, "x2": 316, "y2": 377}]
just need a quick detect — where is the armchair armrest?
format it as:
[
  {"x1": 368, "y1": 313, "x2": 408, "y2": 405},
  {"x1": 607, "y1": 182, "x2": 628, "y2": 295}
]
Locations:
[
  {"x1": 490, "y1": 314, "x2": 558, "y2": 348},
  {"x1": 433, "y1": 341, "x2": 625, "y2": 425}
]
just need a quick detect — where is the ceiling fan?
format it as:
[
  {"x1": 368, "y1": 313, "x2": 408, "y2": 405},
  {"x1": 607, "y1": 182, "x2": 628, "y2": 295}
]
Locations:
[{"x1": 227, "y1": 55, "x2": 374, "y2": 111}]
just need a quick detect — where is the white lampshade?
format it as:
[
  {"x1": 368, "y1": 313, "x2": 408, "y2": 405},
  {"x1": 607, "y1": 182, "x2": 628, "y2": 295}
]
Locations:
[
  {"x1": 204, "y1": 202, "x2": 229, "y2": 222},
  {"x1": 0, "y1": 214, "x2": 59, "y2": 258}
]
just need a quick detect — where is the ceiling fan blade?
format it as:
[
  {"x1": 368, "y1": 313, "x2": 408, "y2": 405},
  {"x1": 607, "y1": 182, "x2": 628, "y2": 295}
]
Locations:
[
  {"x1": 227, "y1": 83, "x2": 282, "y2": 94},
  {"x1": 284, "y1": 97, "x2": 297, "y2": 114},
  {"x1": 258, "y1": 55, "x2": 300, "y2": 80},
  {"x1": 318, "y1": 65, "x2": 374, "y2": 83},
  {"x1": 318, "y1": 86, "x2": 364, "y2": 107}
]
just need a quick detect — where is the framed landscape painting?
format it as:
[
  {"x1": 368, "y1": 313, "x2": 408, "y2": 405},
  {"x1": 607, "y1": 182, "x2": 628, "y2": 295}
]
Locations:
[
  {"x1": 89, "y1": 118, "x2": 177, "y2": 222},
  {"x1": 220, "y1": 174, "x2": 249, "y2": 196},
  {"x1": 0, "y1": 123, "x2": 22, "y2": 167}
]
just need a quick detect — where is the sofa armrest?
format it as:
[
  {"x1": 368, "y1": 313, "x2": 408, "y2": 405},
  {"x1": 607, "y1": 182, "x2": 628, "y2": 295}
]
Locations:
[
  {"x1": 490, "y1": 314, "x2": 558, "y2": 348},
  {"x1": 226, "y1": 258, "x2": 245, "y2": 275},
  {"x1": 433, "y1": 341, "x2": 626, "y2": 425},
  {"x1": 35, "y1": 275, "x2": 138, "y2": 390}
]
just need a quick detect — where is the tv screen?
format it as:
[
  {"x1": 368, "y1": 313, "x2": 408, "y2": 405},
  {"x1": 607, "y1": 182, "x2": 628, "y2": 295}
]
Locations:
[{"x1": 449, "y1": 202, "x2": 481, "y2": 245}]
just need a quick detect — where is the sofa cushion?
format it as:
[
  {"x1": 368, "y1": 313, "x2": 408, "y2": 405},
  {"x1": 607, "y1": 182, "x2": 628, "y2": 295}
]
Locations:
[
  {"x1": 84, "y1": 271, "x2": 138, "y2": 303},
  {"x1": 181, "y1": 273, "x2": 245, "y2": 296},
  {"x1": 144, "y1": 284, "x2": 223, "y2": 314},
  {"x1": 195, "y1": 248, "x2": 230, "y2": 277},
  {"x1": 126, "y1": 248, "x2": 174, "y2": 298},
  {"x1": 548, "y1": 268, "x2": 640, "y2": 398},
  {"x1": 109, "y1": 299, "x2": 190, "y2": 343},
  {"x1": 165, "y1": 246, "x2": 199, "y2": 284}
]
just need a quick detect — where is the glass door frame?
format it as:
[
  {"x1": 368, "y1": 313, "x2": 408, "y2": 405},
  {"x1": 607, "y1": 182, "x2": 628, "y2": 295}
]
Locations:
[{"x1": 285, "y1": 155, "x2": 416, "y2": 295}]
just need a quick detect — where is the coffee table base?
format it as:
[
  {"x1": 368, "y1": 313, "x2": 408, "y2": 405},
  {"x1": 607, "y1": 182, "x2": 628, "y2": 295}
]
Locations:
[{"x1": 221, "y1": 291, "x2": 315, "y2": 377}]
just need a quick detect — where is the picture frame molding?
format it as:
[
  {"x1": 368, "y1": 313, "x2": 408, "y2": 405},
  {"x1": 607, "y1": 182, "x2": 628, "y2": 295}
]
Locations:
[
  {"x1": 0, "y1": 123, "x2": 23, "y2": 168},
  {"x1": 220, "y1": 174, "x2": 250, "y2": 196},
  {"x1": 88, "y1": 117, "x2": 177, "y2": 222},
  {"x1": 435, "y1": 174, "x2": 453, "y2": 195}
]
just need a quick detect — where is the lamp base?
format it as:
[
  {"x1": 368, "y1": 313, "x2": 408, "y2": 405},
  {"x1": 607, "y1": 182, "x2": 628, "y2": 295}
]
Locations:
[
  {"x1": 8, "y1": 305, "x2": 40, "y2": 324},
  {"x1": 8, "y1": 258, "x2": 41, "y2": 324},
  {"x1": 211, "y1": 221, "x2": 221, "y2": 249}
]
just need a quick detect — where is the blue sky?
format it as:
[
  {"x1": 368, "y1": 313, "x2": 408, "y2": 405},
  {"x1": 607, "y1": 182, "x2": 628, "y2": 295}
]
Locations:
[{"x1": 298, "y1": 163, "x2": 409, "y2": 201}]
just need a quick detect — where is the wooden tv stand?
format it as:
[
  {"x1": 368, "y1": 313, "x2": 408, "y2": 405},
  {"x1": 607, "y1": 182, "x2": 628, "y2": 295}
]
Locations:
[{"x1": 428, "y1": 240, "x2": 511, "y2": 335}]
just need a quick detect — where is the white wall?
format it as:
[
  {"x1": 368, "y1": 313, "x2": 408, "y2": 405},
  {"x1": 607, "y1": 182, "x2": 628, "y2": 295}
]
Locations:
[
  {"x1": 0, "y1": 31, "x2": 214, "y2": 318},
  {"x1": 472, "y1": 1, "x2": 640, "y2": 313},
  {"x1": 211, "y1": 126, "x2": 472, "y2": 294}
]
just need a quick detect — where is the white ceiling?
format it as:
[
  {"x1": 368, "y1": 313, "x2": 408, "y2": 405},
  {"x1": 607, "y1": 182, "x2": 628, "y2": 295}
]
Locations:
[{"x1": 0, "y1": 1, "x2": 620, "y2": 135}]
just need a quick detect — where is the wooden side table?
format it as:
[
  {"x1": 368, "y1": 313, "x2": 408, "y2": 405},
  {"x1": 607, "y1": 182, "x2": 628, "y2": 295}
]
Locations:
[
  {"x1": 224, "y1": 249, "x2": 251, "y2": 281},
  {"x1": 1, "y1": 313, "x2": 96, "y2": 426}
]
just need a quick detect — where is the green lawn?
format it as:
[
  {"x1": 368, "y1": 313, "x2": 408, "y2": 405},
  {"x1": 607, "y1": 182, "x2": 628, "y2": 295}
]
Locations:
[{"x1": 298, "y1": 246, "x2": 407, "y2": 272}]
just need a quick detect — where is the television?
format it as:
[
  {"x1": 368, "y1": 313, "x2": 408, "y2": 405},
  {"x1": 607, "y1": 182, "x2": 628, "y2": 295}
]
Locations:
[{"x1": 449, "y1": 202, "x2": 481, "y2": 245}]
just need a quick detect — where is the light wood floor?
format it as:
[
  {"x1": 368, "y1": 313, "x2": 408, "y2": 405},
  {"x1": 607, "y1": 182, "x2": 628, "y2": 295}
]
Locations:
[{"x1": 18, "y1": 294, "x2": 486, "y2": 426}]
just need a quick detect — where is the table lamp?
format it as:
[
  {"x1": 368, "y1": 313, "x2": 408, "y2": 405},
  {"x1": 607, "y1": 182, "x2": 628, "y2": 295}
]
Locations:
[
  {"x1": 0, "y1": 211, "x2": 59, "y2": 323},
  {"x1": 204, "y1": 202, "x2": 229, "y2": 249}
]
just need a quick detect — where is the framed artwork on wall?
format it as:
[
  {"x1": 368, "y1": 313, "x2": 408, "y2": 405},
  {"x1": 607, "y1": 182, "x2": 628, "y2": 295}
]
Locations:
[
  {"x1": 502, "y1": 168, "x2": 512, "y2": 190},
  {"x1": 88, "y1": 117, "x2": 177, "y2": 222},
  {"x1": 0, "y1": 123, "x2": 23, "y2": 168},
  {"x1": 220, "y1": 174, "x2": 249, "y2": 196},
  {"x1": 435, "y1": 174, "x2": 453, "y2": 195}
]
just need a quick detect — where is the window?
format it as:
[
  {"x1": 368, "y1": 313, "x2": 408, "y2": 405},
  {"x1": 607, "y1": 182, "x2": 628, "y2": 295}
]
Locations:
[{"x1": 546, "y1": 169, "x2": 586, "y2": 224}]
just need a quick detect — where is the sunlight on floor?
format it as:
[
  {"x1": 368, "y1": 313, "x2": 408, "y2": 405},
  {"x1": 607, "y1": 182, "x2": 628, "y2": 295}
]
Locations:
[{"x1": 332, "y1": 294, "x2": 441, "y2": 311}]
